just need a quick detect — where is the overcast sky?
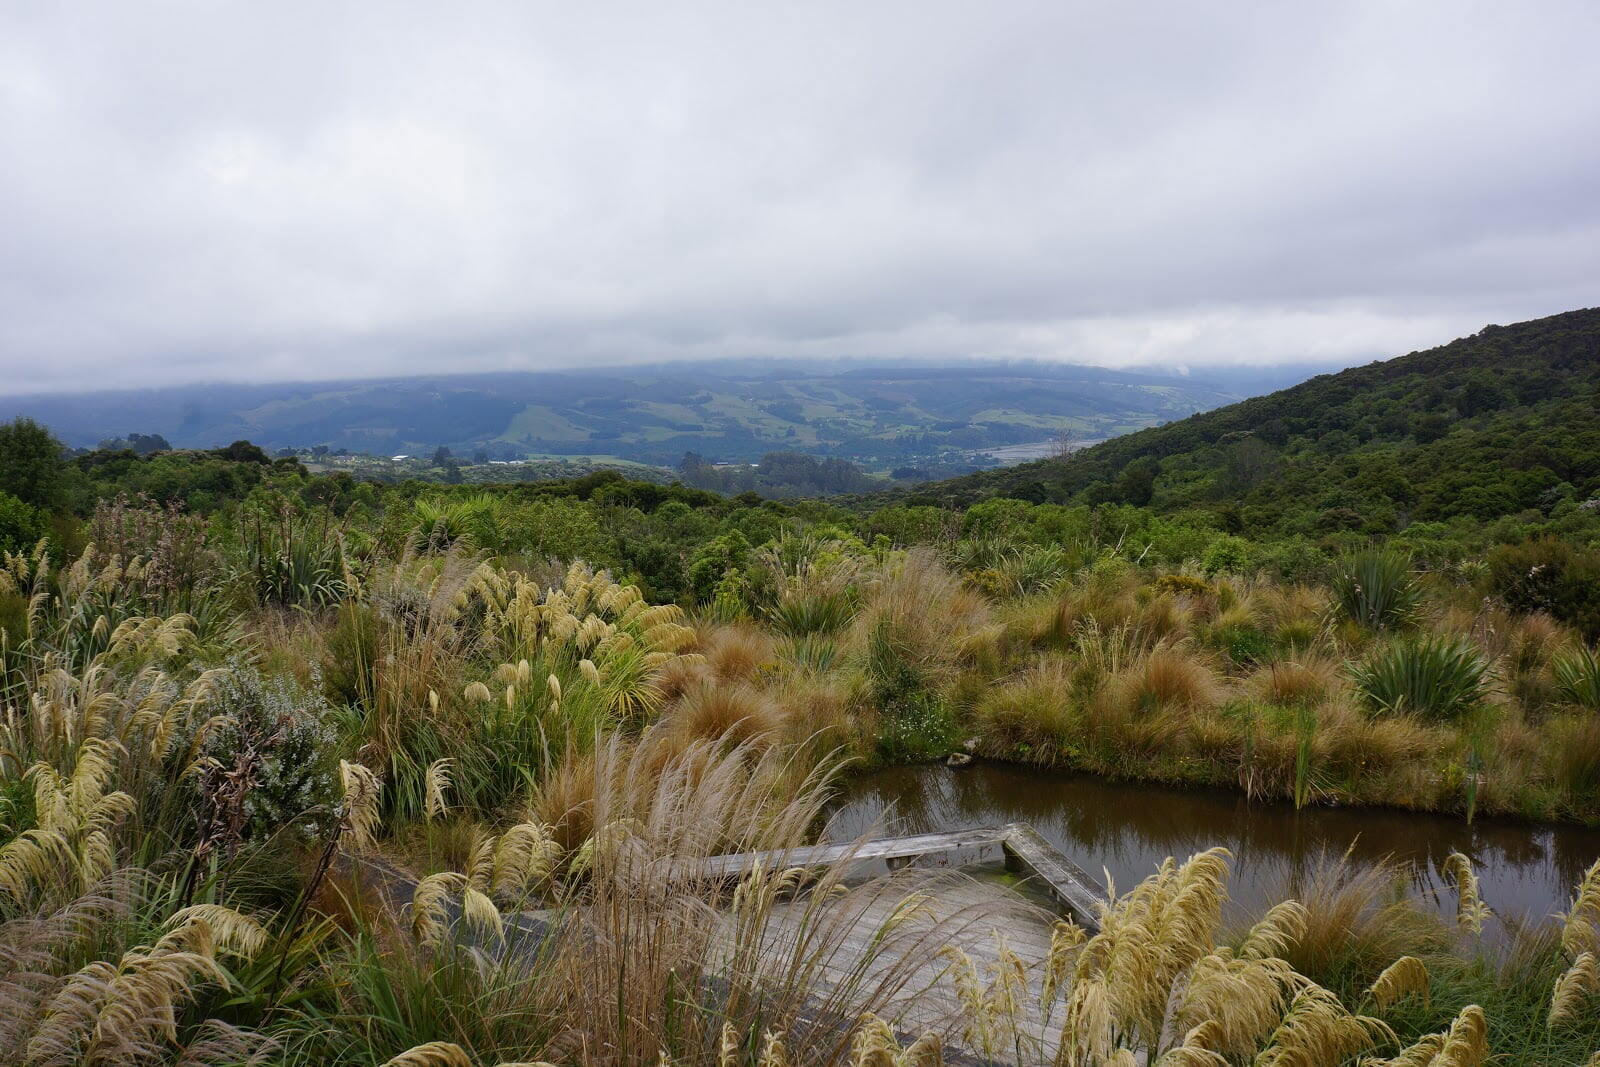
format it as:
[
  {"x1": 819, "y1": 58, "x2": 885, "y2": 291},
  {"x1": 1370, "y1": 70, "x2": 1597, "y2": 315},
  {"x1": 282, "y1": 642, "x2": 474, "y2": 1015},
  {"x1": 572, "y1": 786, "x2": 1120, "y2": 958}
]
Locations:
[{"x1": 2, "y1": 2, "x2": 1597, "y2": 394}]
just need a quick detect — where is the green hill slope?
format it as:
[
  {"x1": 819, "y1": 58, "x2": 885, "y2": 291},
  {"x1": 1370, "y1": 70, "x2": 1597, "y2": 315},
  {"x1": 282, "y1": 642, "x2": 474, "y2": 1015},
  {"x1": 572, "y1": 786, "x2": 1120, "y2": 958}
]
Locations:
[{"x1": 907, "y1": 307, "x2": 1600, "y2": 537}]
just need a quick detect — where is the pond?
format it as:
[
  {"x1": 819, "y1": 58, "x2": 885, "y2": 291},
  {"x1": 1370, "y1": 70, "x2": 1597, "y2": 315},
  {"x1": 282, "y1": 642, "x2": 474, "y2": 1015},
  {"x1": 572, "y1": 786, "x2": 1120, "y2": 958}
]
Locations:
[{"x1": 826, "y1": 763, "x2": 1600, "y2": 930}]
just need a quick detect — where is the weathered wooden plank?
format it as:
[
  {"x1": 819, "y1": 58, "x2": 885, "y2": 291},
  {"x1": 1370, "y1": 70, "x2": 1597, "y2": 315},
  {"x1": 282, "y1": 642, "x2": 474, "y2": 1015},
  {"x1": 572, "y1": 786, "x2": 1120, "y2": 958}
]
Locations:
[
  {"x1": 696, "y1": 825, "x2": 1009, "y2": 880},
  {"x1": 999, "y1": 823, "x2": 1105, "y2": 931}
]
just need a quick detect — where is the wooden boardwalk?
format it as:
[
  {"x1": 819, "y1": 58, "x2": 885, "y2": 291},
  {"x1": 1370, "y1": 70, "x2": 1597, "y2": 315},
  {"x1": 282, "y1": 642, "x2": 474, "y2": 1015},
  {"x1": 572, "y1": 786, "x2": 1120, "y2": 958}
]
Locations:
[
  {"x1": 700, "y1": 822, "x2": 1106, "y2": 932},
  {"x1": 703, "y1": 823, "x2": 1109, "y2": 1063},
  {"x1": 710, "y1": 869, "x2": 1067, "y2": 1061}
]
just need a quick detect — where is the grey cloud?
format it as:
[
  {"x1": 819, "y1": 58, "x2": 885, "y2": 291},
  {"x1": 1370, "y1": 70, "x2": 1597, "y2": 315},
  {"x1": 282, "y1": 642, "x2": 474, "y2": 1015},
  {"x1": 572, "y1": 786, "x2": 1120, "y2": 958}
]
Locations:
[{"x1": 1, "y1": 1, "x2": 1597, "y2": 394}]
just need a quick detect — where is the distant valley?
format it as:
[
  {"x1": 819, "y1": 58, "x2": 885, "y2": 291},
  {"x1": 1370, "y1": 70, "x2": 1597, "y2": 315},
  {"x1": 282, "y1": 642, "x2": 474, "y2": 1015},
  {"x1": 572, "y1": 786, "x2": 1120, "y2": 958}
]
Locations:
[{"x1": 4, "y1": 359, "x2": 1339, "y2": 485}]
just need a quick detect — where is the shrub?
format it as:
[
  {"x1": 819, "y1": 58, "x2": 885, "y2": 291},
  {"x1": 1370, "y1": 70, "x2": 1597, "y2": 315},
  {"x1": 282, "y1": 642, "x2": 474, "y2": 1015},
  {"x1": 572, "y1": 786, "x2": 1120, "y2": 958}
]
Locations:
[
  {"x1": 1200, "y1": 534, "x2": 1252, "y2": 576},
  {"x1": 242, "y1": 507, "x2": 349, "y2": 608},
  {"x1": 1333, "y1": 551, "x2": 1420, "y2": 630},
  {"x1": 0, "y1": 490, "x2": 43, "y2": 553},
  {"x1": 1154, "y1": 573, "x2": 1213, "y2": 598},
  {"x1": 203, "y1": 662, "x2": 340, "y2": 841},
  {"x1": 1553, "y1": 645, "x2": 1600, "y2": 711},
  {"x1": 1351, "y1": 635, "x2": 1488, "y2": 722},
  {"x1": 1487, "y1": 537, "x2": 1600, "y2": 640},
  {"x1": 1098, "y1": 644, "x2": 1223, "y2": 718}
]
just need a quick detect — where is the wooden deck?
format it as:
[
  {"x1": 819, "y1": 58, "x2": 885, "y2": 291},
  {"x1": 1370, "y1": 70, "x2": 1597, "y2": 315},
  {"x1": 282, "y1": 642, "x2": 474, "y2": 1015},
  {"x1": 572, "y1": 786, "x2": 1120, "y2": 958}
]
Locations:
[
  {"x1": 699, "y1": 823, "x2": 1106, "y2": 932},
  {"x1": 700, "y1": 823, "x2": 1109, "y2": 1062}
]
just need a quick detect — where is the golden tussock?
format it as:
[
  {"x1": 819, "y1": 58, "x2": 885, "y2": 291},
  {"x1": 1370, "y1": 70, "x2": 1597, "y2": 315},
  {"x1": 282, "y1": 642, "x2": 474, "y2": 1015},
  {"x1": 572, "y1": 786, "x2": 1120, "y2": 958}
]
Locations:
[{"x1": 1366, "y1": 954, "x2": 1430, "y2": 1010}]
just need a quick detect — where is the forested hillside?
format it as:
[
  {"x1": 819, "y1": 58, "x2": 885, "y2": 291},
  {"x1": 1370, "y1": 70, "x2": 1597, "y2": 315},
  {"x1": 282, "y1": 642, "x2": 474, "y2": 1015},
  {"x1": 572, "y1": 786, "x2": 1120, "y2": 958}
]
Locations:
[{"x1": 910, "y1": 308, "x2": 1600, "y2": 538}]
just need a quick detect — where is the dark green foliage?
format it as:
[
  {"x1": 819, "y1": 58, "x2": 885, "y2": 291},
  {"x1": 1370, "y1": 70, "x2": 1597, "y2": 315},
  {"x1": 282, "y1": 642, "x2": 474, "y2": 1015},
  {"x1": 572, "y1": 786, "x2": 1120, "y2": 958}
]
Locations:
[
  {"x1": 243, "y1": 508, "x2": 349, "y2": 608},
  {"x1": 866, "y1": 620, "x2": 956, "y2": 763},
  {"x1": 1200, "y1": 534, "x2": 1252, "y2": 576},
  {"x1": 899, "y1": 308, "x2": 1600, "y2": 540},
  {"x1": 322, "y1": 600, "x2": 380, "y2": 709},
  {"x1": 1208, "y1": 621, "x2": 1276, "y2": 667},
  {"x1": 1351, "y1": 635, "x2": 1488, "y2": 722},
  {"x1": 686, "y1": 529, "x2": 753, "y2": 603},
  {"x1": 216, "y1": 439, "x2": 272, "y2": 464},
  {"x1": 765, "y1": 589, "x2": 857, "y2": 638},
  {"x1": 1554, "y1": 645, "x2": 1600, "y2": 711},
  {"x1": 1334, "y1": 551, "x2": 1420, "y2": 630},
  {"x1": 0, "y1": 416, "x2": 65, "y2": 508},
  {"x1": 1487, "y1": 538, "x2": 1600, "y2": 640},
  {"x1": 0, "y1": 490, "x2": 44, "y2": 553}
]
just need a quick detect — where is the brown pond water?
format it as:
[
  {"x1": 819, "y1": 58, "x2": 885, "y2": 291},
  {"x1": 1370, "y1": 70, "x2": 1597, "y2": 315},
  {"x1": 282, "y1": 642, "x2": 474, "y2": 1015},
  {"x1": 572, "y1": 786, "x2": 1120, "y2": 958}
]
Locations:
[{"x1": 826, "y1": 763, "x2": 1600, "y2": 931}]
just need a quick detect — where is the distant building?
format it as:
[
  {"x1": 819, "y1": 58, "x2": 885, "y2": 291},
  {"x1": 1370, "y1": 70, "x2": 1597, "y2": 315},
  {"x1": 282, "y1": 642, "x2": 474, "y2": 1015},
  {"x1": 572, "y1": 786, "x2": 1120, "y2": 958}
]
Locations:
[{"x1": 390, "y1": 454, "x2": 409, "y2": 461}]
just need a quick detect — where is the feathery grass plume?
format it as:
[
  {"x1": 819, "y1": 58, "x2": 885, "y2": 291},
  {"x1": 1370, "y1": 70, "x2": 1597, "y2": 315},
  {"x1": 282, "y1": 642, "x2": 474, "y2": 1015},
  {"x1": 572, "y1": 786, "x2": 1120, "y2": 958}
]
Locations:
[
  {"x1": 1239, "y1": 899, "x2": 1309, "y2": 960},
  {"x1": 850, "y1": 1012, "x2": 899, "y2": 1067},
  {"x1": 1159, "y1": 1047, "x2": 1229, "y2": 1067},
  {"x1": 381, "y1": 1042, "x2": 475, "y2": 1067},
  {"x1": 339, "y1": 759, "x2": 382, "y2": 850},
  {"x1": 758, "y1": 1029, "x2": 792, "y2": 1067},
  {"x1": 1562, "y1": 858, "x2": 1600, "y2": 958},
  {"x1": 424, "y1": 758, "x2": 453, "y2": 822},
  {"x1": 1369, "y1": 1033, "x2": 1448, "y2": 1067},
  {"x1": 2, "y1": 738, "x2": 136, "y2": 903},
  {"x1": 939, "y1": 946, "x2": 993, "y2": 1057},
  {"x1": 488, "y1": 821, "x2": 562, "y2": 899},
  {"x1": 1441, "y1": 853, "x2": 1491, "y2": 934},
  {"x1": 168, "y1": 1018, "x2": 278, "y2": 1065},
  {"x1": 461, "y1": 886, "x2": 503, "y2": 943},
  {"x1": 1175, "y1": 952, "x2": 1303, "y2": 1058},
  {"x1": 27, "y1": 926, "x2": 237, "y2": 1066},
  {"x1": 1431, "y1": 1004, "x2": 1490, "y2": 1067},
  {"x1": 1056, "y1": 847, "x2": 1242, "y2": 1061},
  {"x1": 1255, "y1": 983, "x2": 1393, "y2": 1067},
  {"x1": 718, "y1": 1022, "x2": 739, "y2": 1067},
  {"x1": 1040, "y1": 918, "x2": 1086, "y2": 1006},
  {"x1": 462, "y1": 681, "x2": 492, "y2": 703},
  {"x1": 164, "y1": 904, "x2": 269, "y2": 958},
  {"x1": 1550, "y1": 951, "x2": 1599, "y2": 1026},
  {"x1": 411, "y1": 871, "x2": 467, "y2": 946},
  {"x1": 1366, "y1": 955, "x2": 1430, "y2": 1010},
  {"x1": 895, "y1": 1031, "x2": 942, "y2": 1066}
]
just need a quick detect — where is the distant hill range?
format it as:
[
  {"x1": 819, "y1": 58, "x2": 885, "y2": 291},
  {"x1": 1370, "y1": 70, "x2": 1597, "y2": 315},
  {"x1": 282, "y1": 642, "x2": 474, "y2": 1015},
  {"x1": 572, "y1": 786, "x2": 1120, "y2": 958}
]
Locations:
[
  {"x1": 2, "y1": 359, "x2": 1337, "y2": 474},
  {"x1": 901, "y1": 308, "x2": 1600, "y2": 536}
]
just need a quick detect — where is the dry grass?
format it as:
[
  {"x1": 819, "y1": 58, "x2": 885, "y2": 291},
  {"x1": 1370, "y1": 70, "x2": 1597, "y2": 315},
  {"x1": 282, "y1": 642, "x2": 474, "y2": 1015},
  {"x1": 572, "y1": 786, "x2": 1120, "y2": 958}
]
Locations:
[
  {"x1": 973, "y1": 656, "x2": 1079, "y2": 760},
  {"x1": 659, "y1": 681, "x2": 784, "y2": 751},
  {"x1": 695, "y1": 622, "x2": 776, "y2": 683},
  {"x1": 1096, "y1": 643, "x2": 1225, "y2": 719},
  {"x1": 1274, "y1": 853, "x2": 1451, "y2": 985},
  {"x1": 1251, "y1": 656, "x2": 1345, "y2": 707},
  {"x1": 851, "y1": 549, "x2": 995, "y2": 691}
]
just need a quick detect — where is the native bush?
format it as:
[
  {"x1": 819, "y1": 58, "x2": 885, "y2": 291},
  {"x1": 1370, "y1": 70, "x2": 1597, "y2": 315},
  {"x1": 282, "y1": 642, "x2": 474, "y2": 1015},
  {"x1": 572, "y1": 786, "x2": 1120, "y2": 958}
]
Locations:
[
  {"x1": 1487, "y1": 537, "x2": 1600, "y2": 640},
  {"x1": 202, "y1": 661, "x2": 340, "y2": 840}
]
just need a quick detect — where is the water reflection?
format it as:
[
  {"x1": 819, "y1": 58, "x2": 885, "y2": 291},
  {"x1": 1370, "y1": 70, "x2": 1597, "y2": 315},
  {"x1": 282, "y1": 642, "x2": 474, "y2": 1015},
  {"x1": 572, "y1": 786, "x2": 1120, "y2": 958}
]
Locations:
[{"x1": 827, "y1": 764, "x2": 1600, "y2": 927}]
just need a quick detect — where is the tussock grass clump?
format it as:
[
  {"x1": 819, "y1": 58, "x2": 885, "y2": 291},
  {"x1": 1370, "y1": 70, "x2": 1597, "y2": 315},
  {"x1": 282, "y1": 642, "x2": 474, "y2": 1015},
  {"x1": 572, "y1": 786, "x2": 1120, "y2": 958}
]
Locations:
[
  {"x1": 660, "y1": 681, "x2": 784, "y2": 751},
  {"x1": 1097, "y1": 644, "x2": 1224, "y2": 718},
  {"x1": 973, "y1": 656, "x2": 1078, "y2": 761}
]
